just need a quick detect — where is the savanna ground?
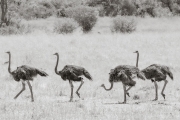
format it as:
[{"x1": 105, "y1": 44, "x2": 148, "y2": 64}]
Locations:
[{"x1": 0, "y1": 17, "x2": 180, "y2": 120}]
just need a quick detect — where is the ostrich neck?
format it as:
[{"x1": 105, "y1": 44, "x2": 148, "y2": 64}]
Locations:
[
  {"x1": 136, "y1": 52, "x2": 139, "y2": 67},
  {"x1": 103, "y1": 82, "x2": 114, "y2": 91},
  {"x1": 8, "y1": 53, "x2": 12, "y2": 74},
  {"x1": 55, "y1": 54, "x2": 60, "y2": 75}
]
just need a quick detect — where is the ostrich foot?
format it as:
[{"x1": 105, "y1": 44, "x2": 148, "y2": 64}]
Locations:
[
  {"x1": 126, "y1": 92, "x2": 130, "y2": 97},
  {"x1": 161, "y1": 93, "x2": 166, "y2": 100},
  {"x1": 69, "y1": 98, "x2": 73, "y2": 102},
  {"x1": 31, "y1": 99, "x2": 34, "y2": 102},
  {"x1": 76, "y1": 92, "x2": 80, "y2": 98},
  {"x1": 152, "y1": 98, "x2": 158, "y2": 101},
  {"x1": 118, "y1": 101, "x2": 126, "y2": 104}
]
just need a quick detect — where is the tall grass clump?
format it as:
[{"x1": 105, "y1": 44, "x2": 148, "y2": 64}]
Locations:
[
  {"x1": 65, "y1": 6, "x2": 97, "y2": 32},
  {"x1": 54, "y1": 18, "x2": 78, "y2": 34},
  {"x1": 111, "y1": 16, "x2": 137, "y2": 33}
]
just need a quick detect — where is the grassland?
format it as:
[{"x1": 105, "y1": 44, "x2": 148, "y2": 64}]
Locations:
[{"x1": 0, "y1": 17, "x2": 180, "y2": 120}]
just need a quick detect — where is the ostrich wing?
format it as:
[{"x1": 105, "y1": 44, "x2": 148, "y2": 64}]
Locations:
[
  {"x1": 154, "y1": 69, "x2": 167, "y2": 81},
  {"x1": 12, "y1": 66, "x2": 34, "y2": 81},
  {"x1": 117, "y1": 71, "x2": 136, "y2": 86},
  {"x1": 117, "y1": 71, "x2": 129, "y2": 80},
  {"x1": 61, "y1": 69, "x2": 81, "y2": 81}
]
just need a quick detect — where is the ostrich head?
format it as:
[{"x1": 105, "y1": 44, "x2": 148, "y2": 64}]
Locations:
[
  {"x1": 5, "y1": 51, "x2": 10, "y2": 63},
  {"x1": 53, "y1": 53, "x2": 58, "y2": 55},
  {"x1": 100, "y1": 84, "x2": 105, "y2": 87},
  {"x1": 133, "y1": 51, "x2": 139, "y2": 53},
  {"x1": 4, "y1": 61, "x2": 9, "y2": 64},
  {"x1": 100, "y1": 69, "x2": 114, "y2": 88},
  {"x1": 6, "y1": 51, "x2": 10, "y2": 54}
]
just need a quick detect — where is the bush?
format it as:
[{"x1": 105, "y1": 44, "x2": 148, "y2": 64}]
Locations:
[
  {"x1": 173, "y1": 3, "x2": 180, "y2": 15},
  {"x1": 121, "y1": 0, "x2": 137, "y2": 16},
  {"x1": 111, "y1": 16, "x2": 137, "y2": 33},
  {"x1": 19, "y1": 1, "x2": 55, "y2": 20},
  {"x1": 0, "y1": 20, "x2": 32, "y2": 35},
  {"x1": 153, "y1": 6, "x2": 173, "y2": 17},
  {"x1": 54, "y1": 18, "x2": 78, "y2": 34},
  {"x1": 50, "y1": 0, "x2": 64, "y2": 9},
  {"x1": 0, "y1": 10, "x2": 33, "y2": 35},
  {"x1": 136, "y1": 0, "x2": 158, "y2": 17},
  {"x1": 65, "y1": 6, "x2": 97, "y2": 32}
]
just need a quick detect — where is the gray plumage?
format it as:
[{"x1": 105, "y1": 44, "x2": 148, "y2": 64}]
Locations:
[
  {"x1": 109, "y1": 65, "x2": 146, "y2": 86},
  {"x1": 141, "y1": 64, "x2": 173, "y2": 81},
  {"x1": 6, "y1": 51, "x2": 48, "y2": 102},
  {"x1": 59, "y1": 65, "x2": 93, "y2": 81},
  {"x1": 101, "y1": 65, "x2": 145, "y2": 104},
  {"x1": 12, "y1": 65, "x2": 48, "y2": 82},
  {"x1": 54, "y1": 53, "x2": 92, "y2": 102},
  {"x1": 134, "y1": 51, "x2": 174, "y2": 100}
]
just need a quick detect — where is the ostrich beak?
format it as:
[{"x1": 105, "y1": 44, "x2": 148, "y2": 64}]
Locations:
[
  {"x1": 4, "y1": 61, "x2": 9, "y2": 64},
  {"x1": 134, "y1": 51, "x2": 138, "y2": 53},
  {"x1": 5, "y1": 51, "x2": 10, "y2": 53},
  {"x1": 53, "y1": 53, "x2": 58, "y2": 55}
]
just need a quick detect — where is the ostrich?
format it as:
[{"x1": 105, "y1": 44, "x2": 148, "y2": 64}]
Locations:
[
  {"x1": 101, "y1": 65, "x2": 146, "y2": 103},
  {"x1": 53, "y1": 53, "x2": 93, "y2": 102},
  {"x1": 134, "y1": 51, "x2": 173, "y2": 101},
  {"x1": 6, "y1": 51, "x2": 48, "y2": 102}
]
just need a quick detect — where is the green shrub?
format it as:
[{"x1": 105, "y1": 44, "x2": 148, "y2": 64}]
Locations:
[
  {"x1": 65, "y1": 6, "x2": 97, "y2": 32},
  {"x1": 111, "y1": 16, "x2": 137, "y2": 33},
  {"x1": 54, "y1": 18, "x2": 78, "y2": 34}
]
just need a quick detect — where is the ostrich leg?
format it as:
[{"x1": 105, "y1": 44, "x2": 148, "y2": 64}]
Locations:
[
  {"x1": 161, "y1": 80, "x2": 168, "y2": 100},
  {"x1": 153, "y1": 80, "x2": 158, "y2": 101},
  {"x1": 119, "y1": 83, "x2": 127, "y2": 104},
  {"x1": 27, "y1": 81, "x2": 34, "y2": 102},
  {"x1": 69, "y1": 80, "x2": 74, "y2": 102},
  {"x1": 123, "y1": 84, "x2": 127, "y2": 103},
  {"x1": 14, "y1": 81, "x2": 25, "y2": 99},
  {"x1": 76, "y1": 79, "x2": 84, "y2": 98},
  {"x1": 126, "y1": 86, "x2": 132, "y2": 97}
]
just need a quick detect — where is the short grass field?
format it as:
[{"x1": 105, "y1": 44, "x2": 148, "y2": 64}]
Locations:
[{"x1": 0, "y1": 17, "x2": 180, "y2": 120}]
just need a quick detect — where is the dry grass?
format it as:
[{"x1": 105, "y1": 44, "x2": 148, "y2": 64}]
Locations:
[{"x1": 0, "y1": 17, "x2": 180, "y2": 120}]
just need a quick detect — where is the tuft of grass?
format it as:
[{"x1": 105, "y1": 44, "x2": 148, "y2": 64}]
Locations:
[
  {"x1": 133, "y1": 95, "x2": 140, "y2": 100},
  {"x1": 76, "y1": 103, "x2": 85, "y2": 109}
]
